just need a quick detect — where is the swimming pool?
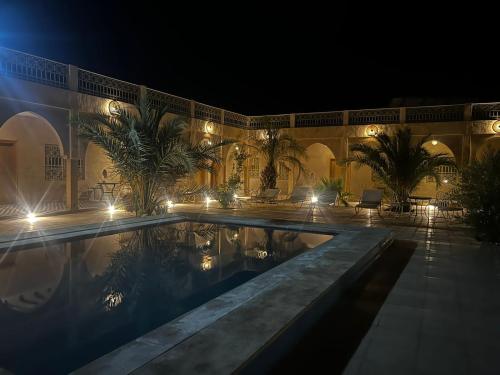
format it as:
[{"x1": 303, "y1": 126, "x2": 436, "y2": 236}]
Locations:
[{"x1": 0, "y1": 221, "x2": 332, "y2": 374}]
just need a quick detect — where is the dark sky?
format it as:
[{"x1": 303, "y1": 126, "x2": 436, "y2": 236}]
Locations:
[{"x1": 1, "y1": 1, "x2": 499, "y2": 115}]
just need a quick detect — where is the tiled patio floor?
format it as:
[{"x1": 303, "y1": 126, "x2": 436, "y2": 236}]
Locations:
[{"x1": 0, "y1": 203, "x2": 497, "y2": 374}]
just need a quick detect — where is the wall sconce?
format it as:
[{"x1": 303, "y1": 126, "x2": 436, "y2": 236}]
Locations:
[
  {"x1": 366, "y1": 125, "x2": 379, "y2": 137},
  {"x1": 108, "y1": 100, "x2": 120, "y2": 116},
  {"x1": 493, "y1": 120, "x2": 500, "y2": 133},
  {"x1": 204, "y1": 121, "x2": 214, "y2": 134}
]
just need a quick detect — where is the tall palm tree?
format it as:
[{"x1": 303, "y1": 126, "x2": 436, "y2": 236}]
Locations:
[
  {"x1": 252, "y1": 122, "x2": 307, "y2": 190},
  {"x1": 73, "y1": 98, "x2": 229, "y2": 215},
  {"x1": 348, "y1": 127, "x2": 455, "y2": 206}
]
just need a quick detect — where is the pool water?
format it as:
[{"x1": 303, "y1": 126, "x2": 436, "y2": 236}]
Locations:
[{"x1": 0, "y1": 221, "x2": 332, "y2": 374}]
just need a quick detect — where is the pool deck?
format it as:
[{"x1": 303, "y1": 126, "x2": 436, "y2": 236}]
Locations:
[{"x1": 0, "y1": 204, "x2": 498, "y2": 374}]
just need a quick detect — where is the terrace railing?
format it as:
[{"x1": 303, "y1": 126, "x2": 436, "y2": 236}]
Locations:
[
  {"x1": 406, "y1": 105, "x2": 464, "y2": 123},
  {"x1": 249, "y1": 115, "x2": 291, "y2": 129},
  {"x1": 472, "y1": 102, "x2": 500, "y2": 120},
  {"x1": 0, "y1": 46, "x2": 68, "y2": 89},
  {"x1": 78, "y1": 69, "x2": 139, "y2": 104},
  {"x1": 2, "y1": 47, "x2": 500, "y2": 130},
  {"x1": 349, "y1": 108, "x2": 400, "y2": 125},
  {"x1": 146, "y1": 88, "x2": 191, "y2": 116},
  {"x1": 224, "y1": 110, "x2": 249, "y2": 128},
  {"x1": 295, "y1": 111, "x2": 343, "y2": 127},
  {"x1": 194, "y1": 102, "x2": 222, "y2": 123}
]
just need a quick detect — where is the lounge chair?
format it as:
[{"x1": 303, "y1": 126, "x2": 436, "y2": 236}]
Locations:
[
  {"x1": 355, "y1": 189, "x2": 384, "y2": 216},
  {"x1": 277, "y1": 186, "x2": 311, "y2": 206},
  {"x1": 248, "y1": 188, "x2": 280, "y2": 204},
  {"x1": 434, "y1": 191, "x2": 464, "y2": 221}
]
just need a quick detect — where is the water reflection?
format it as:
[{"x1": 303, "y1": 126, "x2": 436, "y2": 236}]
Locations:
[{"x1": 0, "y1": 222, "x2": 331, "y2": 374}]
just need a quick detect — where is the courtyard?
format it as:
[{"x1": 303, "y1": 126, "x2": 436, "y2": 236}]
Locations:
[{"x1": 0, "y1": 203, "x2": 497, "y2": 374}]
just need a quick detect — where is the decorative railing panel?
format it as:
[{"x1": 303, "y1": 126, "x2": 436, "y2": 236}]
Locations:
[
  {"x1": 472, "y1": 103, "x2": 500, "y2": 120},
  {"x1": 0, "y1": 47, "x2": 68, "y2": 88},
  {"x1": 78, "y1": 69, "x2": 139, "y2": 103},
  {"x1": 194, "y1": 103, "x2": 222, "y2": 123},
  {"x1": 249, "y1": 115, "x2": 290, "y2": 129},
  {"x1": 349, "y1": 108, "x2": 400, "y2": 125},
  {"x1": 146, "y1": 88, "x2": 191, "y2": 116},
  {"x1": 406, "y1": 105, "x2": 464, "y2": 123},
  {"x1": 296, "y1": 111, "x2": 343, "y2": 127},
  {"x1": 224, "y1": 110, "x2": 248, "y2": 128}
]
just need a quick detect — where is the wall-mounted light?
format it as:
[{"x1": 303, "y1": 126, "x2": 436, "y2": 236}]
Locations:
[
  {"x1": 108, "y1": 100, "x2": 120, "y2": 116},
  {"x1": 431, "y1": 139, "x2": 438, "y2": 146},
  {"x1": 204, "y1": 121, "x2": 214, "y2": 134},
  {"x1": 493, "y1": 120, "x2": 500, "y2": 133},
  {"x1": 366, "y1": 125, "x2": 379, "y2": 137}
]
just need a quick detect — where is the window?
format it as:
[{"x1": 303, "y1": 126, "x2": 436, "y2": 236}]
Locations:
[
  {"x1": 249, "y1": 157, "x2": 260, "y2": 177},
  {"x1": 278, "y1": 162, "x2": 289, "y2": 180},
  {"x1": 45, "y1": 144, "x2": 65, "y2": 181}
]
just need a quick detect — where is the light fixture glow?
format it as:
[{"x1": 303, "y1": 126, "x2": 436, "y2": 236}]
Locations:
[
  {"x1": 108, "y1": 100, "x2": 120, "y2": 116},
  {"x1": 206, "y1": 196, "x2": 211, "y2": 208},
  {"x1": 166, "y1": 200, "x2": 174, "y2": 208},
  {"x1": 233, "y1": 193, "x2": 238, "y2": 199},
  {"x1": 493, "y1": 120, "x2": 500, "y2": 133},
  {"x1": 443, "y1": 179, "x2": 449, "y2": 184},
  {"x1": 366, "y1": 125, "x2": 379, "y2": 137},
  {"x1": 311, "y1": 196, "x2": 318, "y2": 203},
  {"x1": 108, "y1": 205, "x2": 116, "y2": 214},
  {"x1": 431, "y1": 139, "x2": 438, "y2": 146},
  {"x1": 26, "y1": 212, "x2": 37, "y2": 224}
]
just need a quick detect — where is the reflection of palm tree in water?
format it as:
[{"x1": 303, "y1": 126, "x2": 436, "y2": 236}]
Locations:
[{"x1": 99, "y1": 224, "x2": 217, "y2": 314}]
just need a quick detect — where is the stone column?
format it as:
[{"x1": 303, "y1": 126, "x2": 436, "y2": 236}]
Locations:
[
  {"x1": 67, "y1": 66, "x2": 80, "y2": 211},
  {"x1": 463, "y1": 103, "x2": 473, "y2": 165}
]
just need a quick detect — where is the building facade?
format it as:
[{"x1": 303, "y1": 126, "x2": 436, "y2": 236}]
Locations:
[{"x1": 1, "y1": 47, "x2": 500, "y2": 212}]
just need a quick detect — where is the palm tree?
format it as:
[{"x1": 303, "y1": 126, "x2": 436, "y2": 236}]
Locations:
[
  {"x1": 348, "y1": 127, "x2": 455, "y2": 207},
  {"x1": 73, "y1": 98, "x2": 229, "y2": 216},
  {"x1": 252, "y1": 122, "x2": 307, "y2": 190}
]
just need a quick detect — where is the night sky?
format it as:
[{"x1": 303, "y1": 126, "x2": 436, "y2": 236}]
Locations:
[{"x1": 0, "y1": 1, "x2": 498, "y2": 115}]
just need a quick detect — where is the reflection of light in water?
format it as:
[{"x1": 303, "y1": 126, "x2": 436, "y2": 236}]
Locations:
[
  {"x1": 201, "y1": 255, "x2": 213, "y2": 271},
  {"x1": 104, "y1": 291, "x2": 123, "y2": 310},
  {"x1": 257, "y1": 250, "x2": 268, "y2": 259}
]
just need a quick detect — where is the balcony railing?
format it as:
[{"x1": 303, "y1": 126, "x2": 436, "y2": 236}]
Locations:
[
  {"x1": 472, "y1": 103, "x2": 500, "y2": 120},
  {"x1": 194, "y1": 102, "x2": 222, "y2": 123},
  {"x1": 349, "y1": 108, "x2": 400, "y2": 125},
  {"x1": 78, "y1": 69, "x2": 139, "y2": 104},
  {"x1": 296, "y1": 111, "x2": 343, "y2": 127},
  {"x1": 2, "y1": 47, "x2": 500, "y2": 130},
  {"x1": 249, "y1": 115, "x2": 290, "y2": 129},
  {"x1": 146, "y1": 88, "x2": 191, "y2": 116},
  {"x1": 224, "y1": 110, "x2": 249, "y2": 128},
  {"x1": 0, "y1": 46, "x2": 68, "y2": 89},
  {"x1": 406, "y1": 105, "x2": 464, "y2": 123}
]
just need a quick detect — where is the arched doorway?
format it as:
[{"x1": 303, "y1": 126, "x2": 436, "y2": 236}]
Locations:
[
  {"x1": 476, "y1": 136, "x2": 500, "y2": 160},
  {"x1": 0, "y1": 112, "x2": 65, "y2": 209},
  {"x1": 414, "y1": 140, "x2": 457, "y2": 197},
  {"x1": 300, "y1": 143, "x2": 336, "y2": 188}
]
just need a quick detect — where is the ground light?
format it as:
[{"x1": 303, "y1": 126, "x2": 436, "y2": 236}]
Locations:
[
  {"x1": 206, "y1": 196, "x2": 211, "y2": 208},
  {"x1": 108, "y1": 205, "x2": 116, "y2": 214},
  {"x1": 26, "y1": 212, "x2": 37, "y2": 224},
  {"x1": 311, "y1": 195, "x2": 318, "y2": 203}
]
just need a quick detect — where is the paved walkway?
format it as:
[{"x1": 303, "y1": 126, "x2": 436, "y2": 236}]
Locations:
[
  {"x1": 0, "y1": 203, "x2": 497, "y2": 374},
  {"x1": 0, "y1": 201, "x2": 108, "y2": 219}
]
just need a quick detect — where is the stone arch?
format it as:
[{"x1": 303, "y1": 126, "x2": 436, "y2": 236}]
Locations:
[
  {"x1": 475, "y1": 135, "x2": 500, "y2": 160},
  {"x1": 300, "y1": 143, "x2": 337, "y2": 187},
  {"x1": 0, "y1": 111, "x2": 66, "y2": 206}
]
